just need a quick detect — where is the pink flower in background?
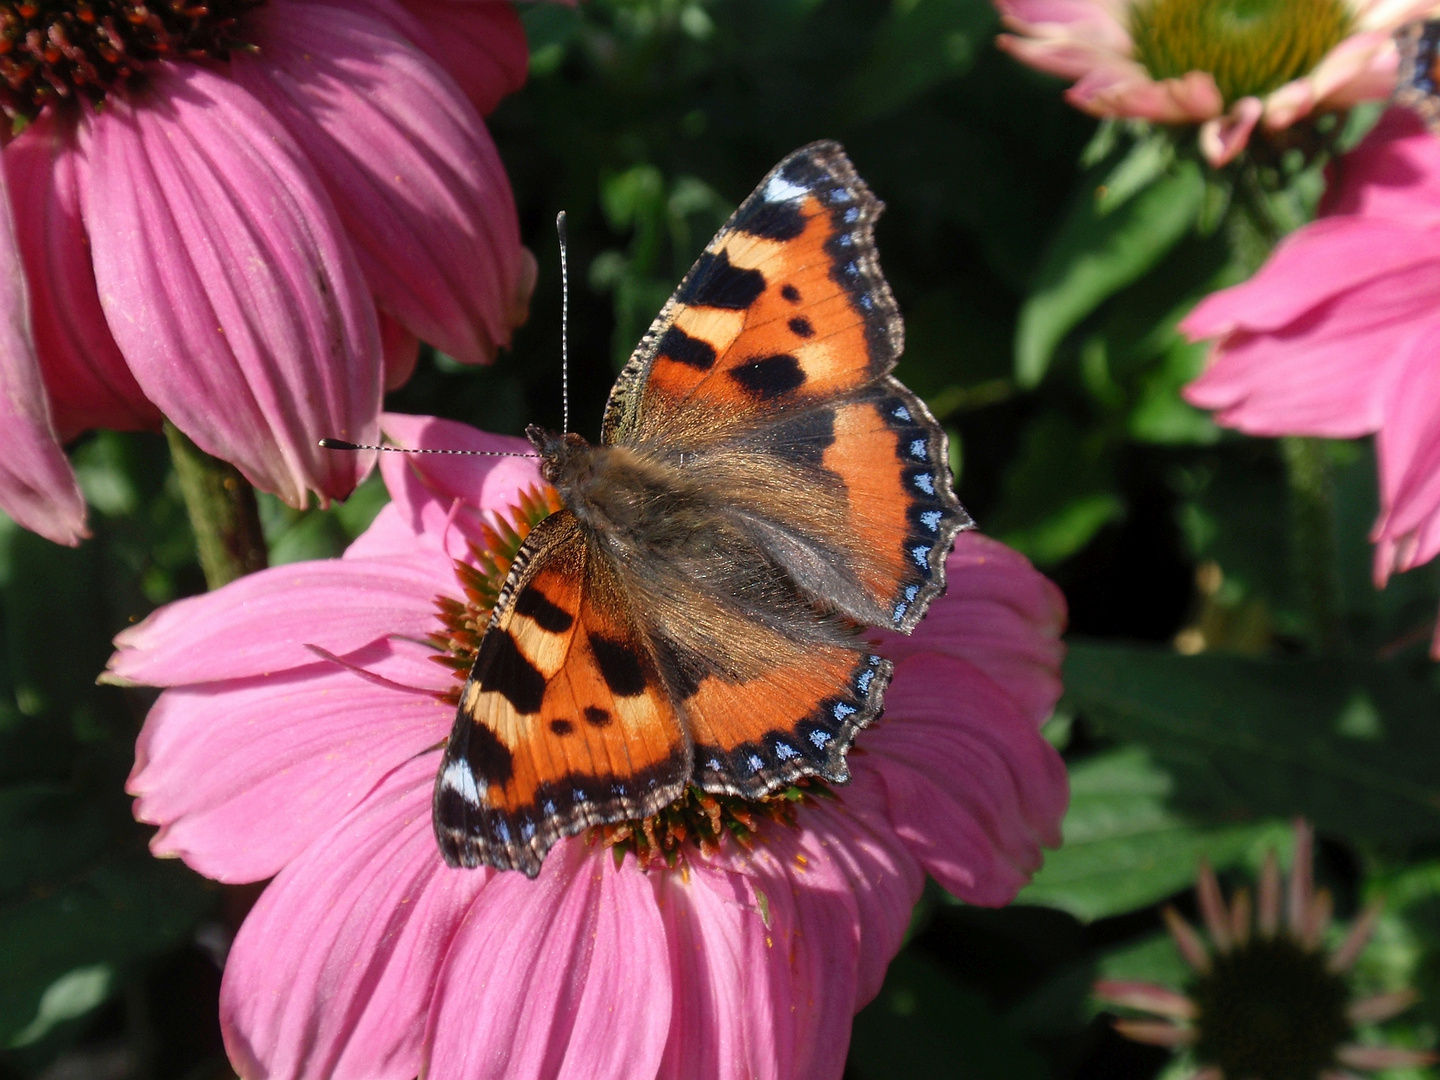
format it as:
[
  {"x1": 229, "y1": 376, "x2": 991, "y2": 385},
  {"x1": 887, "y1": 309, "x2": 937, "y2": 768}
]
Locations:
[
  {"x1": 107, "y1": 414, "x2": 1069, "y2": 1080},
  {"x1": 995, "y1": 0, "x2": 1433, "y2": 166},
  {"x1": 1183, "y1": 108, "x2": 1440, "y2": 652},
  {"x1": 0, "y1": 0, "x2": 534, "y2": 545}
]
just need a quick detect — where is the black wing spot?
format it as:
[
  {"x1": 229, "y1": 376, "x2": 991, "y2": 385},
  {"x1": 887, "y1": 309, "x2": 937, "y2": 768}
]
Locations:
[
  {"x1": 678, "y1": 250, "x2": 766, "y2": 310},
  {"x1": 788, "y1": 316, "x2": 815, "y2": 338},
  {"x1": 781, "y1": 284, "x2": 801, "y2": 303},
  {"x1": 584, "y1": 705, "x2": 613, "y2": 728},
  {"x1": 729, "y1": 354, "x2": 806, "y2": 400},
  {"x1": 513, "y1": 588, "x2": 574, "y2": 633},
  {"x1": 590, "y1": 635, "x2": 648, "y2": 697},
  {"x1": 464, "y1": 721, "x2": 515, "y2": 787},
  {"x1": 657, "y1": 326, "x2": 717, "y2": 371},
  {"x1": 477, "y1": 631, "x2": 546, "y2": 714},
  {"x1": 549, "y1": 718, "x2": 574, "y2": 736},
  {"x1": 736, "y1": 200, "x2": 806, "y2": 241}
]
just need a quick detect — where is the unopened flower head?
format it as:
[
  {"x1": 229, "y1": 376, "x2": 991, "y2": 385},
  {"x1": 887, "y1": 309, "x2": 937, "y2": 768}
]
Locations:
[{"x1": 1097, "y1": 820, "x2": 1437, "y2": 1080}]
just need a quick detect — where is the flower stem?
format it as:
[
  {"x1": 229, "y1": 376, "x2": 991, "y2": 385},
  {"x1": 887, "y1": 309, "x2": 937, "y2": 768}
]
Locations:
[
  {"x1": 164, "y1": 421, "x2": 268, "y2": 589},
  {"x1": 1280, "y1": 436, "x2": 1343, "y2": 654}
]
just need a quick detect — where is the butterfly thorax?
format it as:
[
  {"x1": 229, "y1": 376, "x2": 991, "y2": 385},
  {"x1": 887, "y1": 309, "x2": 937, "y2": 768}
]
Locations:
[{"x1": 525, "y1": 424, "x2": 711, "y2": 560}]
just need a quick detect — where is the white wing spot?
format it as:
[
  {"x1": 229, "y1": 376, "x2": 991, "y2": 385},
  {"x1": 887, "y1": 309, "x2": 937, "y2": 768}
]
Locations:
[
  {"x1": 833, "y1": 702, "x2": 856, "y2": 721},
  {"x1": 912, "y1": 544, "x2": 930, "y2": 568},
  {"x1": 764, "y1": 174, "x2": 809, "y2": 203},
  {"x1": 905, "y1": 584, "x2": 920, "y2": 601},
  {"x1": 809, "y1": 728, "x2": 833, "y2": 748},
  {"x1": 914, "y1": 472, "x2": 935, "y2": 495},
  {"x1": 893, "y1": 404, "x2": 912, "y2": 421},
  {"x1": 747, "y1": 754, "x2": 765, "y2": 772},
  {"x1": 441, "y1": 760, "x2": 482, "y2": 804},
  {"x1": 775, "y1": 742, "x2": 799, "y2": 760},
  {"x1": 910, "y1": 438, "x2": 927, "y2": 459},
  {"x1": 893, "y1": 601, "x2": 908, "y2": 622},
  {"x1": 921, "y1": 509, "x2": 942, "y2": 532}
]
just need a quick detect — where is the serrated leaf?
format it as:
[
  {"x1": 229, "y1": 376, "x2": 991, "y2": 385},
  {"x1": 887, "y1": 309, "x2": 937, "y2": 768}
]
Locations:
[
  {"x1": 1018, "y1": 745, "x2": 1288, "y2": 920},
  {"x1": 1016, "y1": 162, "x2": 1204, "y2": 387},
  {"x1": 1064, "y1": 643, "x2": 1440, "y2": 843}
]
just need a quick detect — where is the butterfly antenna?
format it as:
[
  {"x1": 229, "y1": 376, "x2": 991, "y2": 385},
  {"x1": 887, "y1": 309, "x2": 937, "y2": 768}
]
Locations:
[
  {"x1": 557, "y1": 210, "x2": 571, "y2": 436},
  {"x1": 318, "y1": 439, "x2": 537, "y2": 458}
]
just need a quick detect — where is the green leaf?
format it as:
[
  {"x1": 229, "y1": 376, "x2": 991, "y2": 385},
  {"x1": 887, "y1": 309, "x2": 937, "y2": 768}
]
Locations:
[
  {"x1": 840, "y1": 0, "x2": 995, "y2": 124},
  {"x1": 1018, "y1": 745, "x2": 1288, "y2": 920},
  {"x1": 0, "y1": 853, "x2": 215, "y2": 1044},
  {"x1": 848, "y1": 950, "x2": 1048, "y2": 1080},
  {"x1": 1016, "y1": 161, "x2": 1203, "y2": 387},
  {"x1": 1064, "y1": 643, "x2": 1440, "y2": 843},
  {"x1": 986, "y1": 411, "x2": 1122, "y2": 566}
]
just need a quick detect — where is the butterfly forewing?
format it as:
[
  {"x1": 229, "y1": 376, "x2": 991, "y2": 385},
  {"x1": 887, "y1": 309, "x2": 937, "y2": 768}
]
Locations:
[{"x1": 434, "y1": 511, "x2": 691, "y2": 877}]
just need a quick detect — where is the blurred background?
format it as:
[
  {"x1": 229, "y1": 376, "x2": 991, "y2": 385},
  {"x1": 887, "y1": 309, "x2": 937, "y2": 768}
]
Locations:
[{"x1": 5, "y1": 1, "x2": 1440, "y2": 1077}]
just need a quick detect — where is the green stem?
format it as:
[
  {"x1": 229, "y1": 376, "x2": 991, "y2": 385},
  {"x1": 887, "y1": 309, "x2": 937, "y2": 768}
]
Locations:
[
  {"x1": 1280, "y1": 436, "x2": 1343, "y2": 654},
  {"x1": 164, "y1": 421, "x2": 268, "y2": 589}
]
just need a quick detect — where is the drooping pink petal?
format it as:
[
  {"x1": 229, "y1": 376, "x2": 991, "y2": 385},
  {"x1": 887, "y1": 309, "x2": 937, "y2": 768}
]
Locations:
[
  {"x1": 4, "y1": 112, "x2": 160, "y2": 439},
  {"x1": 106, "y1": 552, "x2": 453, "y2": 686},
  {"x1": 0, "y1": 154, "x2": 88, "y2": 546},
  {"x1": 81, "y1": 65, "x2": 383, "y2": 507},
  {"x1": 995, "y1": 34, "x2": 1132, "y2": 81},
  {"x1": 1373, "y1": 321, "x2": 1440, "y2": 573},
  {"x1": 396, "y1": 0, "x2": 530, "y2": 116},
  {"x1": 1182, "y1": 230, "x2": 1440, "y2": 438},
  {"x1": 1067, "y1": 65, "x2": 1223, "y2": 122},
  {"x1": 423, "y1": 840, "x2": 673, "y2": 1080},
  {"x1": 1322, "y1": 108, "x2": 1440, "y2": 225},
  {"x1": 221, "y1": 754, "x2": 490, "y2": 1080},
  {"x1": 380, "y1": 312, "x2": 421, "y2": 390},
  {"x1": 129, "y1": 639, "x2": 452, "y2": 882},
  {"x1": 1181, "y1": 218, "x2": 1440, "y2": 338},
  {"x1": 235, "y1": 0, "x2": 528, "y2": 369},
  {"x1": 1199, "y1": 96, "x2": 1263, "y2": 167},
  {"x1": 1263, "y1": 30, "x2": 1396, "y2": 125},
  {"x1": 1092, "y1": 980, "x2": 1198, "y2": 1019},
  {"x1": 875, "y1": 535, "x2": 1067, "y2": 726},
  {"x1": 799, "y1": 777, "x2": 925, "y2": 1008},
  {"x1": 994, "y1": 0, "x2": 1133, "y2": 55},
  {"x1": 861, "y1": 653, "x2": 1068, "y2": 905}
]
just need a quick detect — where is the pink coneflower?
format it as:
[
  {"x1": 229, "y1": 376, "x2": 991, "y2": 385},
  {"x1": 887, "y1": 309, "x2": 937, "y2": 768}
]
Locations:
[
  {"x1": 0, "y1": 0, "x2": 533, "y2": 545},
  {"x1": 107, "y1": 414, "x2": 1070, "y2": 1080},
  {"x1": 995, "y1": 0, "x2": 1436, "y2": 166},
  {"x1": 1097, "y1": 820, "x2": 1436, "y2": 1080},
  {"x1": 1183, "y1": 107, "x2": 1440, "y2": 653}
]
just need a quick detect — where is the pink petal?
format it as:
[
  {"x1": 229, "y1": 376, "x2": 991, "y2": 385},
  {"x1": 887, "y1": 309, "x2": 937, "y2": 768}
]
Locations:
[
  {"x1": 106, "y1": 552, "x2": 453, "y2": 685},
  {"x1": 1181, "y1": 218, "x2": 1440, "y2": 338},
  {"x1": 0, "y1": 153, "x2": 88, "y2": 545},
  {"x1": 397, "y1": 0, "x2": 530, "y2": 116},
  {"x1": 371, "y1": 412, "x2": 543, "y2": 559},
  {"x1": 1199, "y1": 96, "x2": 1263, "y2": 167},
  {"x1": 1373, "y1": 320, "x2": 1440, "y2": 570},
  {"x1": 994, "y1": 0, "x2": 1133, "y2": 54},
  {"x1": 800, "y1": 778, "x2": 925, "y2": 1008},
  {"x1": 874, "y1": 534, "x2": 1067, "y2": 726},
  {"x1": 4, "y1": 112, "x2": 159, "y2": 439},
  {"x1": 862, "y1": 654, "x2": 1068, "y2": 905},
  {"x1": 1183, "y1": 233, "x2": 1440, "y2": 437},
  {"x1": 995, "y1": 35, "x2": 1132, "y2": 81},
  {"x1": 423, "y1": 840, "x2": 672, "y2": 1080},
  {"x1": 236, "y1": 1, "x2": 527, "y2": 368},
  {"x1": 1323, "y1": 108, "x2": 1440, "y2": 225},
  {"x1": 1093, "y1": 980, "x2": 1198, "y2": 1019},
  {"x1": 129, "y1": 639, "x2": 452, "y2": 882},
  {"x1": 380, "y1": 311, "x2": 421, "y2": 391},
  {"x1": 81, "y1": 65, "x2": 383, "y2": 507},
  {"x1": 221, "y1": 754, "x2": 490, "y2": 1080},
  {"x1": 1067, "y1": 65, "x2": 1223, "y2": 122},
  {"x1": 1265, "y1": 31, "x2": 1394, "y2": 125}
]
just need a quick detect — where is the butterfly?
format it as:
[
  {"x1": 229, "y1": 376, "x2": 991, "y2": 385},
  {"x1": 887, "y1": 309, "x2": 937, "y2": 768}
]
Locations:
[
  {"x1": 1396, "y1": 19, "x2": 1440, "y2": 127},
  {"x1": 433, "y1": 142, "x2": 971, "y2": 876}
]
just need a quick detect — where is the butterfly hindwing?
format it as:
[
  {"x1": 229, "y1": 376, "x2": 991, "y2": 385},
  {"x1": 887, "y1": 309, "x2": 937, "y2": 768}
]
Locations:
[
  {"x1": 434, "y1": 511, "x2": 691, "y2": 877},
  {"x1": 603, "y1": 141, "x2": 901, "y2": 445}
]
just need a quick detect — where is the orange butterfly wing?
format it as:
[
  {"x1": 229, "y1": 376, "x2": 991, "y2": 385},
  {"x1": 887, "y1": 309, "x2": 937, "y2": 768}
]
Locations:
[{"x1": 434, "y1": 512, "x2": 690, "y2": 877}]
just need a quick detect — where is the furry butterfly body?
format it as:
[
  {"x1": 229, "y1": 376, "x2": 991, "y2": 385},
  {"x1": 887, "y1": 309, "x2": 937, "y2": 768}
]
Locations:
[{"x1": 434, "y1": 142, "x2": 971, "y2": 876}]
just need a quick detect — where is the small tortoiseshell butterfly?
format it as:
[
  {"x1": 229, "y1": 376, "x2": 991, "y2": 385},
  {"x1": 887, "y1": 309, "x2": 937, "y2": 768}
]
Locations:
[
  {"x1": 1396, "y1": 20, "x2": 1440, "y2": 126},
  {"x1": 433, "y1": 142, "x2": 972, "y2": 876}
]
